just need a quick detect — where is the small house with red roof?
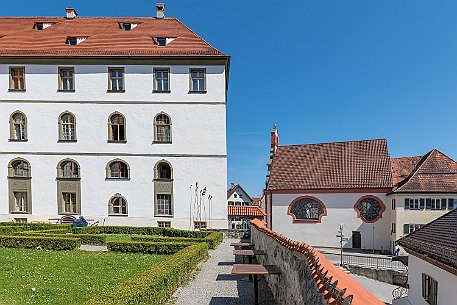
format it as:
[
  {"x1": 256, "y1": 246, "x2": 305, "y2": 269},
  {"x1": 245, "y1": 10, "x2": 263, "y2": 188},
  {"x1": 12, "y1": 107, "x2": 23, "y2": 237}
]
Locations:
[
  {"x1": 264, "y1": 125, "x2": 457, "y2": 253},
  {"x1": 227, "y1": 183, "x2": 266, "y2": 230}
]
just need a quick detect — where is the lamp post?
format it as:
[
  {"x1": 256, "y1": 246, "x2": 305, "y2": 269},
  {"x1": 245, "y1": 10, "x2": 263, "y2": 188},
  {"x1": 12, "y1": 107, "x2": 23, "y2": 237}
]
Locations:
[
  {"x1": 372, "y1": 226, "x2": 375, "y2": 254},
  {"x1": 336, "y1": 224, "x2": 348, "y2": 266}
]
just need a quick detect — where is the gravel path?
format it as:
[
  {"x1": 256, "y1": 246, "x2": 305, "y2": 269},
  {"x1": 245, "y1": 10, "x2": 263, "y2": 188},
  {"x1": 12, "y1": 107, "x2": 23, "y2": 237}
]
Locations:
[
  {"x1": 173, "y1": 238, "x2": 277, "y2": 305},
  {"x1": 79, "y1": 245, "x2": 108, "y2": 251}
]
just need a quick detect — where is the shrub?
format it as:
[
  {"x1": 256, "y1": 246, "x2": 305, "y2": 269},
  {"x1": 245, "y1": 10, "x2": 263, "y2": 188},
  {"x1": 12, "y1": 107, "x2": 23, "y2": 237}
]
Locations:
[
  {"x1": 0, "y1": 226, "x2": 31, "y2": 235},
  {"x1": 18, "y1": 232, "x2": 106, "y2": 245},
  {"x1": 71, "y1": 225, "x2": 216, "y2": 239},
  {"x1": 18, "y1": 228, "x2": 70, "y2": 235},
  {"x1": 131, "y1": 231, "x2": 223, "y2": 249},
  {"x1": 0, "y1": 235, "x2": 80, "y2": 250},
  {"x1": 107, "y1": 241, "x2": 195, "y2": 255},
  {"x1": 87, "y1": 243, "x2": 209, "y2": 305}
]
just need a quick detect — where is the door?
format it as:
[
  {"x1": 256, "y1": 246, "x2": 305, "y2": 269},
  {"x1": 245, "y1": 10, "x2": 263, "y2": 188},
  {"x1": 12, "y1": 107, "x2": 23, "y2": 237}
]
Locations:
[{"x1": 352, "y1": 231, "x2": 361, "y2": 249}]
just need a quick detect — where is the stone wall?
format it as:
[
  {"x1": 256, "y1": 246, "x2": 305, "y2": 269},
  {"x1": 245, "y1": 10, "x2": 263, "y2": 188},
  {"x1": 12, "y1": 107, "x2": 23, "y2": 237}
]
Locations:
[{"x1": 250, "y1": 219, "x2": 385, "y2": 305}]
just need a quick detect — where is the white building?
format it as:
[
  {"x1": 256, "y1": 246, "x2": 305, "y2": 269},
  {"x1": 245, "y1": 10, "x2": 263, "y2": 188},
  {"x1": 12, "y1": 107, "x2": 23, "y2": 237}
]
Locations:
[
  {"x1": 227, "y1": 183, "x2": 265, "y2": 230},
  {"x1": 264, "y1": 125, "x2": 456, "y2": 253},
  {"x1": 0, "y1": 5, "x2": 230, "y2": 229},
  {"x1": 394, "y1": 209, "x2": 457, "y2": 305}
]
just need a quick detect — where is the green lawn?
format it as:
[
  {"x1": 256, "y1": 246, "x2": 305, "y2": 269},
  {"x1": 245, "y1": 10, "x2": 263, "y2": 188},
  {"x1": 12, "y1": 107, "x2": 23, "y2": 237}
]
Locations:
[{"x1": 0, "y1": 248, "x2": 167, "y2": 305}]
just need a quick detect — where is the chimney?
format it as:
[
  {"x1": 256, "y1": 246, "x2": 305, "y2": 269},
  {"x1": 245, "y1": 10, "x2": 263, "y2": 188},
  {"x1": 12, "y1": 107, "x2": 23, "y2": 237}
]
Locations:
[
  {"x1": 271, "y1": 123, "x2": 279, "y2": 154},
  {"x1": 65, "y1": 7, "x2": 78, "y2": 20},
  {"x1": 156, "y1": 3, "x2": 165, "y2": 19}
]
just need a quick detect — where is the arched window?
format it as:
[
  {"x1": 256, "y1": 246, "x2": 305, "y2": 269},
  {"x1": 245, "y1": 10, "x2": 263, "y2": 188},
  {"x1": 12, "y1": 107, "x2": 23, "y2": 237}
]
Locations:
[
  {"x1": 56, "y1": 159, "x2": 81, "y2": 215},
  {"x1": 8, "y1": 158, "x2": 32, "y2": 214},
  {"x1": 288, "y1": 196, "x2": 327, "y2": 223},
  {"x1": 108, "y1": 112, "x2": 126, "y2": 142},
  {"x1": 109, "y1": 194, "x2": 128, "y2": 215},
  {"x1": 107, "y1": 159, "x2": 130, "y2": 179},
  {"x1": 59, "y1": 112, "x2": 76, "y2": 141},
  {"x1": 58, "y1": 159, "x2": 80, "y2": 178},
  {"x1": 154, "y1": 113, "x2": 171, "y2": 143},
  {"x1": 9, "y1": 111, "x2": 27, "y2": 141},
  {"x1": 354, "y1": 196, "x2": 386, "y2": 223},
  {"x1": 154, "y1": 160, "x2": 173, "y2": 216},
  {"x1": 156, "y1": 162, "x2": 172, "y2": 179},
  {"x1": 11, "y1": 159, "x2": 30, "y2": 177}
]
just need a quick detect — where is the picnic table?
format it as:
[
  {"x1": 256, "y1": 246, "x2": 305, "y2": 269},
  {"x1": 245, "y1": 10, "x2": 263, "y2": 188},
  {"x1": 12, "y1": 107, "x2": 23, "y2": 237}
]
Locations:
[{"x1": 231, "y1": 264, "x2": 280, "y2": 305}]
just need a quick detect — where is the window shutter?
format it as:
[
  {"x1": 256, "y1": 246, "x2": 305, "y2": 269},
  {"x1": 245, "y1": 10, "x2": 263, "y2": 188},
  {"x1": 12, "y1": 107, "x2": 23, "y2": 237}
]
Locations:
[
  {"x1": 403, "y1": 224, "x2": 409, "y2": 235},
  {"x1": 404, "y1": 198, "x2": 409, "y2": 210},
  {"x1": 425, "y1": 198, "x2": 431, "y2": 210},
  {"x1": 449, "y1": 198, "x2": 455, "y2": 210},
  {"x1": 420, "y1": 198, "x2": 425, "y2": 209},
  {"x1": 441, "y1": 199, "x2": 447, "y2": 210},
  {"x1": 422, "y1": 273, "x2": 426, "y2": 299}
]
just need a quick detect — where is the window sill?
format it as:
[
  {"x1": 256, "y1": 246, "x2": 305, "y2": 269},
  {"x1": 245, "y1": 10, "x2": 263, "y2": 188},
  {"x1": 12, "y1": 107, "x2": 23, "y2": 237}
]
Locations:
[
  {"x1": 8, "y1": 176, "x2": 31, "y2": 180},
  {"x1": 153, "y1": 90, "x2": 171, "y2": 93},
  {"x1": 8, "y1": 139, "x2": 28, "y2": 142},
  {"x1": 105, "y1": 178, "x2": 131, "y2": 181},
  {"x1": 153, "y1": 141, "x2": 172, "y2": 144},
  {"x1": 57, "y1": 177, "x2": 81, "y2": 181},
  {"x1": 107, "y1": 140, "x2": 127, "y2": 144},
  {"x1": 108, "y1": 214, "x2": 128, "y2": 217},
  {"x1": 155, "y1": 214, "x2": 174, "y2": 218},
  {"x1": 107, "y1": 90, "x2": 125, "y2": 93},
  {"x1": 58, "y1": 139, "x2": 77, "y2": 143},
  {"x1": 8, "y1": 89, "x2": 26, "y2": 92},
  {"x1": 10, "y1": 211, "x2": 30, "y2": 214},
  {"x1": 188, "y1": 90, "x2": 207, "y2": 94},
  {"x1": 59, "y1": 213, "x2": 79, "y2": 216},
  {"x1": 57, "y1": 89, "x2": 76, "y2": 92}
]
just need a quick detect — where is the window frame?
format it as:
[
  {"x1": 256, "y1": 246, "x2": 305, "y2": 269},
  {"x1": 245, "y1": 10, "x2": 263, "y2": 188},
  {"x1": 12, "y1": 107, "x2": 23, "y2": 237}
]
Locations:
[
  {"x1": 157, "y1": 221, "x2": 171, "y2": 228},
  {"x1": 9, "y1": 111, "x2": 27, "y2": 142},
  {"x1": 106, "y1": 159, "x2": 130, "y2": 180},
  {"x1": 153, "y1": 68, "x2": 171, "y2": 93},
  {"x1": 288, "y1": 196, "x2": 327, "y2": 223},
  {"x1": 9, "y1": 66, "x2": 26, "y2": 91},
  {"x1": 108, "y1": 112, "x2": 127, "y2": 142},
  {"x1": 409, "y1": 198, "x2": 421, "y2": 210},
  {"x1": 108, "y1": 194, "x2": 128, "y2": 216},
  {"x1": 108, "y1": 67, "x2": 125, "y2": 92},
  {"x1": 57, "y1": 159, "x2": 80, "y2": 179},
  {"x1": 156, "y1": 193, "x2": 173, "y2": 216},
  {"x1": 58, "y1": 111, "x2": 77, "y2": 142},
  {"x1": 61, "y1": 192, "x2": 78, "y2": 214},
  {"x1": 13, "y1": 191, "x2": 28, "y2": 213},
  {"x1": 189, "y1": 68, "x2": 206, "y2": 93},
  {"x1": 58, "y1": 67, "x2": 75, "y2": 92},
  {"x1": 154, "y1": 112, "x2": 172, "y2": 143},
  {"x1": 422, "y1": 273, "x2": 438, "y2": 305}
]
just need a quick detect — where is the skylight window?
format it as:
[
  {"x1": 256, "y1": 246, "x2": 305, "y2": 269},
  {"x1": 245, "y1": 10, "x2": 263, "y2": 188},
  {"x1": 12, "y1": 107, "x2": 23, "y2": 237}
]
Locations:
[
  {"x1": 34, "y1": 22, "x2": 55, "y2": 31},
  {"x1": 119, "y1": 23, "x2": 139, "y2": 31},
  {"x1": 66, "y1": 37, "x2": 87, "y2": 46},
  {"x1": 152, "y1": 37, "x2": 176, "y2": 47}
]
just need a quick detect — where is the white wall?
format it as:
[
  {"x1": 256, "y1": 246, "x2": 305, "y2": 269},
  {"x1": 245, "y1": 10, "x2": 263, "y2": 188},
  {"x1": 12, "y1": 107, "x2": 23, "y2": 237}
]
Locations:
[
  {"x1": 406, "y1": 255, "x2": 457, "y2": 305},
  {"x1": 271, "y1": 192, "x2": 390, "y2": 251},
  {"x1": 0, "y1": 63, "x2": 228, "y2": 229},
  {"x1": 227, "y1": 186, "x2": 252, "y2": 205}
]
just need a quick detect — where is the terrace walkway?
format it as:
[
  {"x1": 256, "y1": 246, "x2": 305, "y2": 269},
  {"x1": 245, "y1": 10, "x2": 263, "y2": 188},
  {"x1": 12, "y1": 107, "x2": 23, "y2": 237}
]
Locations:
[{"x1": 173, "y1": 238, "x2": 277, "y2": 305}]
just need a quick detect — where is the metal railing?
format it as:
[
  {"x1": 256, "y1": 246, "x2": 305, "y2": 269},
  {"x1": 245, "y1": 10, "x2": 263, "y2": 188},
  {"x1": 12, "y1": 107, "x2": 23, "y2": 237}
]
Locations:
[{"x1": 336, "y1": 253, "x2": 407, "y2": 271}]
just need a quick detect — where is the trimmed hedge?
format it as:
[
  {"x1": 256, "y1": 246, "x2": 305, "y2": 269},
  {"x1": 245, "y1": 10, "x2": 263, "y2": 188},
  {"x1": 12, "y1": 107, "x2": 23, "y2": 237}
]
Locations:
[
  {"x1": 0, "y1": 226, "x2": 32, "y2": 235},
  {"x1": 71, "y1": 226, "x2": 213, "y2": 238},
  {"x1": 0, "y1": 235, "x2": 80, "y2": 250},
  {"x1": 87, "y1": 243, "x2": 209, "y2": 305},
  {"x1": 18, "y1": 228, "x2": 70, "y2": 235},
  {"x1": 107, "y1": 241, "x2": 195, "y2": 255},
  {"x1": 0, "y1": 223, "x2": 70, "y2": 230},
  {"x1": 18, "y1": 232, "x2": 106, "y2": 245},
  {"x1": 131, "y1": 231, "x2": 223, "y2": 249}
]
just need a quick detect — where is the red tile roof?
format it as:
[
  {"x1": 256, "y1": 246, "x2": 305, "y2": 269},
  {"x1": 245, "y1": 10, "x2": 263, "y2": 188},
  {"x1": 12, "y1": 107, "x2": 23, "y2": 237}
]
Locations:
[
  {"x1": 393, "y1": 149, "x2": 457, "y2": 193},
  {"x1": 228, "y1": 206, "x2": 266, "y2": 217},
  {"x1": 251, "y1": 197, "x2": 262, "y2": 206},
  {"x1": 0, "y1": 17, "x2": 227, "y2": 57},
  {"x1": 391, "y1": 156, "x2": 422, "y2": 184},
  {"x1": 268, "y1": 139, "x2": 392, "y2": 190}
]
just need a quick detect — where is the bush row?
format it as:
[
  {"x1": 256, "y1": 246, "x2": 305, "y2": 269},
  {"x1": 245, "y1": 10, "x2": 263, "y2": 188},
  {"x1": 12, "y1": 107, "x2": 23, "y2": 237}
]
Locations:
[
  {"x1": 131, "y1": 231, "x2": 223, "y2": 249},
  {"x1": 0, "y1": 222, "x2": 70, "y2": 229},
  {"x1": 72, "y1": 226, "x2": 213, "y2": 238},
  {"x1": 0, "y1": 235, "x2": 80, "y2": 250},
  {"x1": 107, "y1": 241, "x2": 195, "y2": 255},
  {"x1": 87, "y1": 243, "x2": 209, "y2": 305},
  {"x1": 18, "y1": 232, "x2": 106, "y2": 245}
]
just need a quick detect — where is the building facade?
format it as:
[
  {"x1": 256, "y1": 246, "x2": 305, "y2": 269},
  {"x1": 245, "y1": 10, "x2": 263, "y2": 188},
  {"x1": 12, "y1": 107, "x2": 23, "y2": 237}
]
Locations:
[
  {"x1": 394, "y1": 209, "x2": 457, "y2": 305},
  {"x1": 264, "y1": 125, "x2": 456, "y2": 253},
  {"x1": 0, "y1": 5, "x2": 230, "y2": 229},
  {"x1": 227, "y1": 183, "x2": 265, "y2": 230}
]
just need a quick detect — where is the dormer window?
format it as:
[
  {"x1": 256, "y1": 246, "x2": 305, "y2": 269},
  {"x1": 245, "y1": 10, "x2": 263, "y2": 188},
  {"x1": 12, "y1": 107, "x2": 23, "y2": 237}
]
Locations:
[
  {"x1": 152, "y1": 37, "x2": 175, "y2": 47},
  {"x1": 119, "y1": 23, "x2": 139, "y2": 31},
  {"x1": 66, "y1": 37, "x2": 87, "y2": 46},
  {"x1": 34, "y1": 22, "x2": 55, "y2": 31}
]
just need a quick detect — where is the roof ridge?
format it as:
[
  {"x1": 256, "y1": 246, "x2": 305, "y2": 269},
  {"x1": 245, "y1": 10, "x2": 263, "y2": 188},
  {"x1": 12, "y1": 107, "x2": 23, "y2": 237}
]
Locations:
[{"x1": 278, "y1": 138, "x2": 387, "y2": 148}]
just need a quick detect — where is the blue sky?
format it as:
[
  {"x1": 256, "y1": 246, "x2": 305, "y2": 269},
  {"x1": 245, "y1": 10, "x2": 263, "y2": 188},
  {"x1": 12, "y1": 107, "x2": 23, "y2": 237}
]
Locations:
[{"x1": 5, "y1": 1, "x2": 457, "y2": 197}]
